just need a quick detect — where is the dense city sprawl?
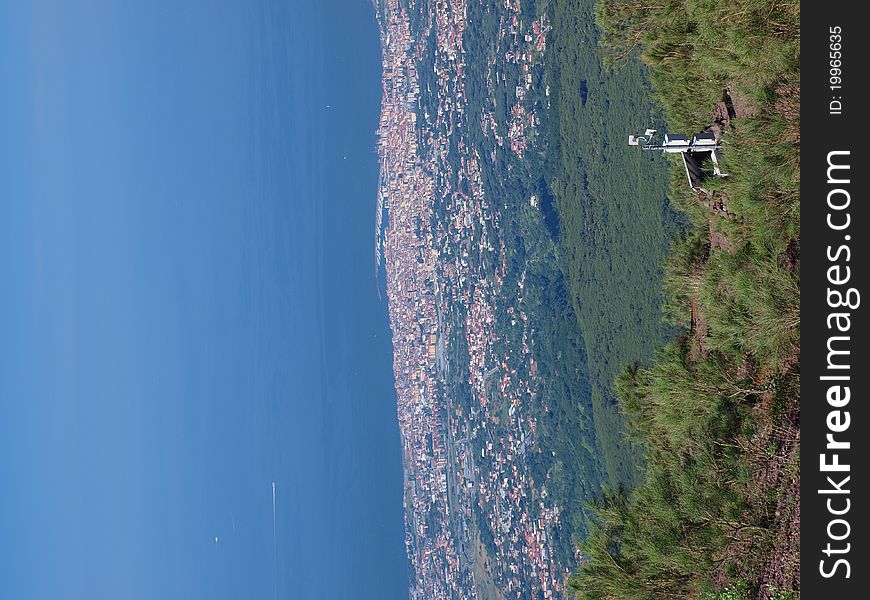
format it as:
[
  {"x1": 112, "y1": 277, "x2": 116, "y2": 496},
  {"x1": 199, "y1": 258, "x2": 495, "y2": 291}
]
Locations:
[{"x1": 374, "y1": 1, "x2": 605, "y2": 598}]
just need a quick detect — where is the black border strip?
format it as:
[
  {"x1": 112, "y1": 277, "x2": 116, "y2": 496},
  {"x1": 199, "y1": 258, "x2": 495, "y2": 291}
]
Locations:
[{"x1": 802, "y1": 4, "x2": 869, "y2": 597}]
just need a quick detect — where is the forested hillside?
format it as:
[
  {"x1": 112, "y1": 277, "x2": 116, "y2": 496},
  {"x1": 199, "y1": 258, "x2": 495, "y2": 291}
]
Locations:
[
  {"x1": 544, "y1": 0, "x2": 684, "y2": 493},
  {"x1": 568, "y1": 1, "x2": 801, "y2": 598}
]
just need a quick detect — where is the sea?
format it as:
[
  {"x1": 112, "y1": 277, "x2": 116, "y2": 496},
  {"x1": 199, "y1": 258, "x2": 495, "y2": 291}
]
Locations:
[{"x1": 0, "y1": 0, "x2": 408, "y2": 598}]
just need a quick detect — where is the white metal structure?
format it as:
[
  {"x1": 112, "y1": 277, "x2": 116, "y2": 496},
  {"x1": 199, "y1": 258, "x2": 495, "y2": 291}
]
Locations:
[{"x1": 629, "y1": 127, "x2": 728, "y2": 190}]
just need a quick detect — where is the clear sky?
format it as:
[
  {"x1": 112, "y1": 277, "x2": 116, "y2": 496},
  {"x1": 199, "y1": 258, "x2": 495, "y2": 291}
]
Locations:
[{"x1": 0, "y1": 1, "x2": 409, "y2": 598}]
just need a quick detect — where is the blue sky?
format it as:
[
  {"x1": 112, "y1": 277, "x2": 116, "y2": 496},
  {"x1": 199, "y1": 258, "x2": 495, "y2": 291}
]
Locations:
[{"x1": 0, "y1": 1, "x2": 408, "y2": 598}]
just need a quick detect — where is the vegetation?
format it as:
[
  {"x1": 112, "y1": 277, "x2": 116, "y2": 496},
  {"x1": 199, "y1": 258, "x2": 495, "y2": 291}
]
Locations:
[
  {"x1": 544, "y1": 0, "x2": 684, "y2": 492},
  {"x1": 460, "y1": 17, "x2": 611, "y2": 564},
  {"x1": 566, "y1": 0, "x2": 800, "y2": 598},
  {"x1": 443, "y1": 0, "x2": 688, "y2": 567}
]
